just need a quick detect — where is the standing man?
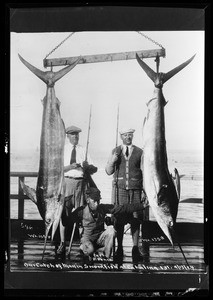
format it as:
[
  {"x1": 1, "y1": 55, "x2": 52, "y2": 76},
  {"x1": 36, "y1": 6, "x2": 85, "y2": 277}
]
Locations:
[
  {"x1": 57, "y1": 125, "x2": 98, "y2": 255},
  {"x1": 105, "y1": 128, "x2": 144, "y2": 264}
]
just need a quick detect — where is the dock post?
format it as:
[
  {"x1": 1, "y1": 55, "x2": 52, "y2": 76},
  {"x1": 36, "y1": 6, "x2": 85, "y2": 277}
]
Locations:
[{"x1": 18, "y1": 176, "x2": 25, "y2": 220}]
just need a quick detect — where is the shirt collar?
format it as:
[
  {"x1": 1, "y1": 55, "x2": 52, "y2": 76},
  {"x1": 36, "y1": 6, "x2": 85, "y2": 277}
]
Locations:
[{"x1": 122, "y1": 144, "x2": 133, "y2": 149}]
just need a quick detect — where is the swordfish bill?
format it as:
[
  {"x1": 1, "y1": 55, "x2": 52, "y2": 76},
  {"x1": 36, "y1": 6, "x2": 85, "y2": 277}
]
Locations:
[
  {"x1": 18, "y1": 54, "x2": 81, "y2": 257},
  {"x1": 136, "y1": 53, "x2": 195, "y2": 245}
]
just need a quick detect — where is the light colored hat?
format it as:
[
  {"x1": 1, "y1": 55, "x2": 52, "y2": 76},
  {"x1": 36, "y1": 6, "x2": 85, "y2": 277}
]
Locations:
[
  {"x1": 66, "y1": 125, "x2": 82, "y2": 134},
  {"x1": 119, "y1": 128, "x2": 135, "y2": 135}
]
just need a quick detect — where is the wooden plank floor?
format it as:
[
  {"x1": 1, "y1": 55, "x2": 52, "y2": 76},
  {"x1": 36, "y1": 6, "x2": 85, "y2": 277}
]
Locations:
[{"x1": 9, "y1": 231, "x2": 205, "y2": 273}]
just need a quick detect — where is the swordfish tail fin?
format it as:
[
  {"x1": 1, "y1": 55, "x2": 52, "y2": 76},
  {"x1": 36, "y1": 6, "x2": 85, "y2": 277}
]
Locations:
[
  {"x1": 136, "y1": 53, "x2": 156, "y2": 83},
  {"x1": 18, "y1": 54, "x2": 81, "y2": 86},
  {"x1": 53, "y1": 56, "x2": 82, "y2": 83},
  {"x1": 136, "y1": 53, "x2": 196, "y2": 85},
  {"x1": 18, "y1": 54, "x2": 47, "y2": 84},
  {"x1": 163, "y1": 54, "x2": 196, "y2": 84}
]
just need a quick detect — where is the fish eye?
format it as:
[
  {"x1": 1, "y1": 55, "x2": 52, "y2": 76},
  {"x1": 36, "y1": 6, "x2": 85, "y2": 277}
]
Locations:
[
  {"x1": 45, "y1": 218, "x2": 51, "y2": 225},
  {"x1": 169, "y1": 221, "x2": 173, "y2": 228}
]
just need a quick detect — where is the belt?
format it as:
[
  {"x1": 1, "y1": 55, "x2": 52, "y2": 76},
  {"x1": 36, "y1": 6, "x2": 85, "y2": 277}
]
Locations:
[{"x1": 65, "y1": 176, "x2": 84, "y2": 180}]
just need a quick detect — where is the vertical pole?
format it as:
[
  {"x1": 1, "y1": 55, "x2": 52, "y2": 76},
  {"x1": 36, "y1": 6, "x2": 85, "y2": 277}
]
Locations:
[
  {"x1": 141, "y1": 199, "x2": 150, "y2": 257},
  {"x1": 18, "y1": 176, "x2": 25, "y2": 259},
  {"x1": 85, "y1": 105, "x2": 92, "y2": 163},
  {"x1": 18, "y1": 176, "x2": 25, "y2": 220}
]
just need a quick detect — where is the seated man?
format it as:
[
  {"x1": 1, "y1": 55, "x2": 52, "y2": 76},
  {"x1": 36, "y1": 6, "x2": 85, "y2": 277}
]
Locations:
[{"x1": 69, "y1": 187, "x2": 148, "y2": 264}]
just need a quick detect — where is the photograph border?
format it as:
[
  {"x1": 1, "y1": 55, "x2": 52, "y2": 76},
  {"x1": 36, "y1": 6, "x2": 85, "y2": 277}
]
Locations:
[{"x1": 4, "y1": 3, "x2": 210, "y2": 297}]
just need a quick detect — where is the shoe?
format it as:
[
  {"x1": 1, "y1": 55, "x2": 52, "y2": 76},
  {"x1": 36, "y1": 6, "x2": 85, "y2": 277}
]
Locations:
[
  {"x1": 57, "y1": 243, "x2": 66, "y2": 255},
  {"x1": 132, "y1": 246, "x2": 143, "y2": 264},
  {"x1": 113, "y1": 247, "x2": 123, "y2": 264}
]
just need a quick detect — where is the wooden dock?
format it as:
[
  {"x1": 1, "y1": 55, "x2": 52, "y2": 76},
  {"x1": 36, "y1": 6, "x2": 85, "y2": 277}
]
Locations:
[
  {"x1": 6, "y1": 222, "x2": 207, "y2": 292},
  {"x1": 9, "y1": 225, "x2": 205, "y2": 273},
  {"x1": 5, "y1": 172, "x2": 208, "y2": 292}
]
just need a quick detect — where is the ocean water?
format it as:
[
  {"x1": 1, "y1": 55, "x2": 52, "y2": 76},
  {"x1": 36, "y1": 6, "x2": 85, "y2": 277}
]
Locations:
[{"x1": 10, "y1": 149, "x2": 204, "y2": 223}]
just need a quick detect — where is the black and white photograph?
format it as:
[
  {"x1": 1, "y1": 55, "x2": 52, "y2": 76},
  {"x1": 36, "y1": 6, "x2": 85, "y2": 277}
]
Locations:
[{"x1": 5, "y1": 5, "x2": 209, "y2": 297}]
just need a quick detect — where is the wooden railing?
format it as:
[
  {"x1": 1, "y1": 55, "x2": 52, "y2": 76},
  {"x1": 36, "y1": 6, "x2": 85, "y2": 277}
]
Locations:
[
  {"x1": 10, "y1": 171, "x2": 150, "y2": 221},
  {"x1": 10, "y1": 172, "x2": 204, "y2": 243},
  {"x1": 10, "y1": 172, "x2": 38, "y2": 220}
]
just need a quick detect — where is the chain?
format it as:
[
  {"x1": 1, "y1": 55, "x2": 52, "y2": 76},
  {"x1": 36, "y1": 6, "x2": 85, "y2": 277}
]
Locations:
[
  {"x1": 44, "y1": 32, "x2": 75, "y2": 59},
  {"x1": 136, "y1": 31, "x2": 165, "y2": 49},
  {"x1": 44, "y1": 31, "x2": 164, "y2": 62}
]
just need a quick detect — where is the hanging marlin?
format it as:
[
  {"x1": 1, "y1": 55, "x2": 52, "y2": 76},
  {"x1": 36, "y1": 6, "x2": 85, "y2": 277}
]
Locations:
[
  {"x1": 18, "y1": 54, "x2": 81, "y2": 258},
  {"x1": 136, "y1": 53, "x2": 195, "y2": 247}
]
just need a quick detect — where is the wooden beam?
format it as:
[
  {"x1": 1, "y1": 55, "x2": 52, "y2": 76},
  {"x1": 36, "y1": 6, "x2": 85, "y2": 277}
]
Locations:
[{"x1": 43, "y1": 48, "x2": 166, "y2": 68}]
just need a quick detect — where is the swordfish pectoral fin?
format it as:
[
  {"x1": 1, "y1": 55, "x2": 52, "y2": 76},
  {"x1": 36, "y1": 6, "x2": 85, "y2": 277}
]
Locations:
[
  {"x1": 157, "y1": 184, "x2": 168, "y2": 205},
  {"x1": 141, "y1": 116, "x2": 147, "y2": 149},
  {"x1": 172, "y1": 168, "x2": 181, "y2": 200},
  {"x1": 163, "y1": 54, "x2": 196, "y2": 84},
  {"x1": 136, "y1": 53, "x2": 156, "y2": 83},
  {"x1": 20, "y1": 180, "x2": 37, "y2": 205}
]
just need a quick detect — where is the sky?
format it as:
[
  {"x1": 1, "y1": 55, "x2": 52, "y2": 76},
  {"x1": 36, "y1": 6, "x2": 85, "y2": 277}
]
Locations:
[{"x1": 10, "y1": 31, "x2": 204, "y2": 159}]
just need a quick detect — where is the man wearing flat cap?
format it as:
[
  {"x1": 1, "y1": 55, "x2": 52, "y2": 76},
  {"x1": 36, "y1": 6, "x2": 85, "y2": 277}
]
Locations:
[
  {"x1": 105, "y1": 127, "x2": 144, "y2": 265},
  {"x1": 69, "y1": 187, "x2": 148, "y2": 265},
  {"x1": 57, "y1": 125, "x2": 98, "y2": 255}
]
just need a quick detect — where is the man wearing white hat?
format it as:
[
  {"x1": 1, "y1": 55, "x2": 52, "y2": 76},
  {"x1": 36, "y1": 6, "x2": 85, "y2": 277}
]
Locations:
[
  {"x1": 105, "y1": 127, "x2": 144, "y2": 265},
  {"x1": 57, "y1": 125, "x2": 98, "y2": 255}
]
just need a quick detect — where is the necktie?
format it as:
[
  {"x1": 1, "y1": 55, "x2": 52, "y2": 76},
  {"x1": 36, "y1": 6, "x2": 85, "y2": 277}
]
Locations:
[
  {"x1": 125, "y1": 146, "x2": 129, "y2": 157},
  {"x1": 70, "y1": 145, "x2": 76, "y2": 164}
]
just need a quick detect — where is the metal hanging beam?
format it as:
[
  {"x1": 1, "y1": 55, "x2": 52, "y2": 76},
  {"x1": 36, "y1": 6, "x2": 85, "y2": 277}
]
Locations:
[{"x1": 43, "y1": 48, "x2": 165, "y2": 68}]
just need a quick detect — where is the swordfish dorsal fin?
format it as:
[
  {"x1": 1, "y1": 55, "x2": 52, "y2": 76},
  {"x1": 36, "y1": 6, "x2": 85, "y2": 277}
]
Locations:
[
  {"x1": 20, "y1": 180, "x2": 37, "y2": 205},
  {"x1": 136, "y1": 53, "x2": 196, "y2": 86},
  {"x1": 18, "y1": 54, "x2": 81, "y2": 86}
]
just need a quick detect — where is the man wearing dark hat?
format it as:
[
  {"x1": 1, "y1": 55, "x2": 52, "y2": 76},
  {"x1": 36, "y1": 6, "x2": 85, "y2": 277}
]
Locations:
[
  {"x1": 57, "y1": 125, "x2": 98, "y2": 255},
  {"x1": 105, "y1": 127, "x2": 145, "y2": 264},
  {"x1": 69, "y1": 187, "x2": 148, "y2": 264}
]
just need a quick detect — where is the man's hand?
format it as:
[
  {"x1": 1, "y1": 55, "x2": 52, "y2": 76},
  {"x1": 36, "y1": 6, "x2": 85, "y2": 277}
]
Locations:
[
  {"x1": 141, "y1": 192, "x2": 149, "y2": 208},
  {"x1": 111, "y1": 153, "x2": 119, "y2": 164},
  {"x1": 82, "y1": 161, "x2": 89, "y2": 169},
  {"x1": 72, "y1": 163, "x2": 82, "y2": 168},
  {"x1": 83, "y1": 161, "x2": 98, "y2": 175},
  {"x1": 64, "y1": 163, "x2": 82, "y2": 172}
]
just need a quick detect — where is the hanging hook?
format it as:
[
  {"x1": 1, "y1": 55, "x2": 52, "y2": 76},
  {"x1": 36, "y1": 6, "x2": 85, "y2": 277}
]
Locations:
[{"x1": 155, "y1": 53, "x2": 160, "y2": 74}]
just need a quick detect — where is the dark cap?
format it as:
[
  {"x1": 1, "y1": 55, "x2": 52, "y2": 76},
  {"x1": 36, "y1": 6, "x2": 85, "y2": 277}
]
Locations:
[
  {"x1": 85, "y1": 187, "x2": 101, "y2": 201},
  {"x1": 66, "y1": 125, "x2": 82, "y2": 134}
]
